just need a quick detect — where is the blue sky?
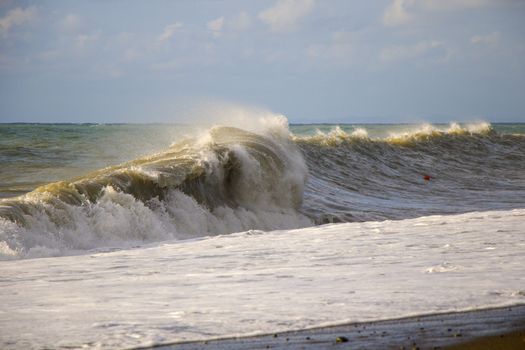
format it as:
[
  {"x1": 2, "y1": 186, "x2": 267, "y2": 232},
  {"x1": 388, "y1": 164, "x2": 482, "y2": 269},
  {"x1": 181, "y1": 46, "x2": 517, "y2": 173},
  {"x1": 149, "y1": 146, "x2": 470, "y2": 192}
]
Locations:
[{"x1": 0, "y1": 0, "x2": 524, "y2": 123}]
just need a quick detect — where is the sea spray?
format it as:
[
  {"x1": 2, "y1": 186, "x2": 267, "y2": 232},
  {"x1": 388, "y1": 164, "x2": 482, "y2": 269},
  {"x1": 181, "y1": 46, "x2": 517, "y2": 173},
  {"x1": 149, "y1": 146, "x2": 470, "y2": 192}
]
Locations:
[{"x1": 0, "y1": 125, "x2": 311, "y2": 259}]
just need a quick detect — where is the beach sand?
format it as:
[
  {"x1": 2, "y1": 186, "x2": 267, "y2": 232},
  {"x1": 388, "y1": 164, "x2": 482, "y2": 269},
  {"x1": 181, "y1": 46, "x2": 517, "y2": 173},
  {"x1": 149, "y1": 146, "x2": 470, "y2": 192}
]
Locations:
[{"x1": 143, "y1": 304, "x2": 525, "y2": 350}]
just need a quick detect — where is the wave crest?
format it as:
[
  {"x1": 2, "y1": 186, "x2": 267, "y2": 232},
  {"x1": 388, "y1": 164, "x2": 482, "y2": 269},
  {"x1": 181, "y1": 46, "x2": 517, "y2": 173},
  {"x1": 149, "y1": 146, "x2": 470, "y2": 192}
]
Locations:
[
  {"x1": 0, "y1": 126, "x2": 311, "y2": 259},
  {"x1": 293, "y1": 126, "x2": 369, "y2": 146},
  {"x1": 293, "y1": 122, "x2": 495, "y2": 147},
  {"x1": 386, "y1": 122, "x2": 494, "y2": 146}
]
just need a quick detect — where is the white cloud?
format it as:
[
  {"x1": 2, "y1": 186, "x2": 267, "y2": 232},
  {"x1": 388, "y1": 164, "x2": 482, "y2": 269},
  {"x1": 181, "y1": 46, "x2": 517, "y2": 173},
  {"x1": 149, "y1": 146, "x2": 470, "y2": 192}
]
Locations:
[
  {"x1": 59, "y1": 14, "x2": 82, "y2": 34},
  {"x1": 229, "y1": 11, "x2": 251, "y2": 31},
  {"x1": 207, "y1": 16, "x2": 224, "y2": 37},
  {"x1": 0, "y1": 6, "x2": 37, "y2": 36},
  {"x1": 383, "y1": 0, "x2": 495, "y2": 27},
  {"x1": 206, "y1": 12, "x2": 251, "y2": 36},
  {"x1": 157, "y1": 22, "x2": 182, "y2": 44},
  {"x1": 258, "y1": 0, "x2": 315, "y2": 32},
  {"x1": 207, "y1": 17, "x2": 224, "y2": 32},
  {"x1": 383, "y1": 0, "x2": 412, "y2": 27},
  {"x1": 380, "y1": 40, "x2": 446, "y2": 62},
  {"x1": 470, "y1": 31, "x2": 500, "y2": 45},
  {"x1": 420, "y1": 0, "x2": 491, "y2": 11}
]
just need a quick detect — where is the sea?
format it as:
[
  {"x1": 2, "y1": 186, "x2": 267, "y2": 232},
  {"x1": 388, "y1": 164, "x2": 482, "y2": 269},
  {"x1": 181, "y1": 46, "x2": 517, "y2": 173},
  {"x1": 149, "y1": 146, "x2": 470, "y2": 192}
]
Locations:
[{"x1": 1, "y1": 117, "x2": 524, "y2": 348}]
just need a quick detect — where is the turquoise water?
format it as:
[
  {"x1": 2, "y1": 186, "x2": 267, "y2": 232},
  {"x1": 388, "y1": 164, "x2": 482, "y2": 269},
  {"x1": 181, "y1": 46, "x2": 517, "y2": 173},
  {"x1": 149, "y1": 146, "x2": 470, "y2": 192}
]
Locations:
[{"x1": 0, "y1": 124, "x2": 193, "y2": 197}]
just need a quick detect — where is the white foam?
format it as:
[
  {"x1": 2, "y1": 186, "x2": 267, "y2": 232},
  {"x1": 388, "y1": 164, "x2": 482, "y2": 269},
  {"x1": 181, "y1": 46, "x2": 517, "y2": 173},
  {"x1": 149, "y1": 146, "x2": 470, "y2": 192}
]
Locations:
[
  {"x1": 0, "y1": 183, "x2": 311, "y2": 259},
  {"x1": 387, "y1": 121, "x2": 493, "y2": 140},
  {"x1": 1, "y1": 209, "x2": 524, "y2": 349},
  {"x1": 293, "y1": 125, "x2": 370, "y2": 145}
]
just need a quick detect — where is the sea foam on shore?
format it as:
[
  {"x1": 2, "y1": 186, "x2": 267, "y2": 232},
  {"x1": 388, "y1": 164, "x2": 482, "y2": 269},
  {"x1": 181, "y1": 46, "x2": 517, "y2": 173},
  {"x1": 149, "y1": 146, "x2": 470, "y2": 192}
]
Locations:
[{"x1": 1, "y1": 209, "x2": 524, "y2": 349}]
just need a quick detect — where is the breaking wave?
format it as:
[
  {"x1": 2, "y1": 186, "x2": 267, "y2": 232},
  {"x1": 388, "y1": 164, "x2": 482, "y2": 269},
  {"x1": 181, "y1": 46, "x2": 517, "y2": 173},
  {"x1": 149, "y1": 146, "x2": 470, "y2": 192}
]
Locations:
[
  {"x1": 0, "y1": 125, "x2": 310, "y2": 258},
  {"x1": 1, "y1": 120, "x2": 524, "y2": 259}
]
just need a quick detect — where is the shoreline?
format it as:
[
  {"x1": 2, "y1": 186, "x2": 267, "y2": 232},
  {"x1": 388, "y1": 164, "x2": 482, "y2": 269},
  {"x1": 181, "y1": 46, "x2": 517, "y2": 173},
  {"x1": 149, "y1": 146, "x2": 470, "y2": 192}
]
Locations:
[{"x1": 140, "y1": 304, "x2": 525, "y2": 350}]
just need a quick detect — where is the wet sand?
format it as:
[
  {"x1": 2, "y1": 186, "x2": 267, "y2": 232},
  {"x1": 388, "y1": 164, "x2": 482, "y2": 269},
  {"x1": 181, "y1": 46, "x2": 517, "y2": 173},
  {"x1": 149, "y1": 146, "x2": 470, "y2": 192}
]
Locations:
[
  {"x1": 142, "y1": 304, "x2": 525, "y2": 350},
  {"x1": 444, "y1": 329, "x2": 525, "y2": 350}
]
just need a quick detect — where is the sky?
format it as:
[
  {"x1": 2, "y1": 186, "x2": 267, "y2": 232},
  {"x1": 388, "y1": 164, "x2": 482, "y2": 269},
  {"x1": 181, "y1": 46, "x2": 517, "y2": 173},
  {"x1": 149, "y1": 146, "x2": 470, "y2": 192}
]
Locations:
[{"x1": 0, "y1": 0, "x2": 524, "y2": 123}]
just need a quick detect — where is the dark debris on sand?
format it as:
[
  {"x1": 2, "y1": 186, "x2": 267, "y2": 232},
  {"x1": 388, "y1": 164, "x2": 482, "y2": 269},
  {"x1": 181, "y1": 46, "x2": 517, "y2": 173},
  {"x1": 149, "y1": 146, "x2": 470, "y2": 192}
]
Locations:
[{"x1": 138, "y1": 304, "x2": 525, "y2": 350}]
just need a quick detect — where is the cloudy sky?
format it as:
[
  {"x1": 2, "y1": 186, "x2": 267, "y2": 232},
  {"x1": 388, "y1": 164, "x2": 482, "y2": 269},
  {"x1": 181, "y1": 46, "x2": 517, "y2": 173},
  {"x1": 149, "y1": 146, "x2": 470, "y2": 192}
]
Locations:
[{"x1": 1, "y1": 0, "x2": 524, "y2": 123}]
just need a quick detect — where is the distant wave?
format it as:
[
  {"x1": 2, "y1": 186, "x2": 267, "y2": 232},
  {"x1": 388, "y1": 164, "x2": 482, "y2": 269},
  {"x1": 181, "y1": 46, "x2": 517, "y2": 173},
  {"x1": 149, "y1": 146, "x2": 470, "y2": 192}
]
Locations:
[
  {"x1": 298, "y1": 122, "x2": 525, "y2": 222},
  {"x1": 292, "y1": 122, "x2": 494, "y2": 146}
]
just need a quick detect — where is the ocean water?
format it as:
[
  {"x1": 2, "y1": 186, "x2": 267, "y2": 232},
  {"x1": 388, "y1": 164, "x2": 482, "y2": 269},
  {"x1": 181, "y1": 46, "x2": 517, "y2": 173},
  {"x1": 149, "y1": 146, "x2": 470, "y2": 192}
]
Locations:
[{"x1": 1, "y1": 119, "x2": 524, "y2": 348}]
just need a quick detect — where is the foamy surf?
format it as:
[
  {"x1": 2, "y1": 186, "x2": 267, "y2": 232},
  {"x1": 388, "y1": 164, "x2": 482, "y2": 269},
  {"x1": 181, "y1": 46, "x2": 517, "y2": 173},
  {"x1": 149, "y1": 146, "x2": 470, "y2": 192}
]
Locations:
[{"x1": 1, "y1": 209, "x2": 524, "y2": 349}]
